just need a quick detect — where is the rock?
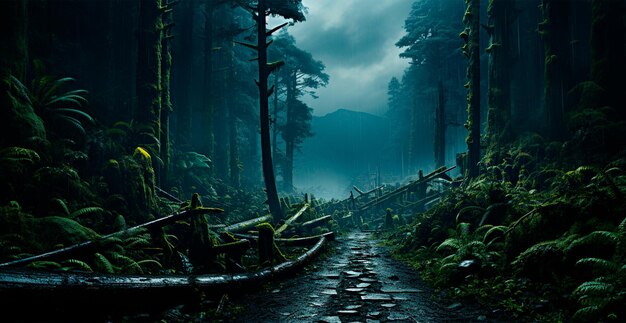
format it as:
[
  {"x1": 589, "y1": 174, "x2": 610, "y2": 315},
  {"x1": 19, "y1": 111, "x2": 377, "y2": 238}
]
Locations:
[
  {"x1": 321, "y1": 289, "x2": 338, "y2": 295},
  {"x1": 345, "y1": 305, "x2": 362, "y2": 310},
  {"x1": 337, "y1": 310, "x2": 358, "y2": 315},
  {"x1": 356, "y1": 283, "x2": 371, "y2": 288},
  {"x1": 361, "y1": 293, "x2": 392, "y2": 301},
  {"x1": 345, "y1": 288, "x2": 364, "y2": 293},
  {"x1": 447, "y1": 302, "x2": 462, "y2": 310},
  {"x1": 381, "y1": 303, "x2": 396, "y2": 308},
  {"x1": 319, "y1": 316, "x2": 342, "y2": 323}
]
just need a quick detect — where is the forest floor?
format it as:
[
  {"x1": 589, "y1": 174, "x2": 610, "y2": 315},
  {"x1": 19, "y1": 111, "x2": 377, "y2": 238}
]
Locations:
[{"x1": 232, "y1": 231, "x2": 516, "y2": 323}]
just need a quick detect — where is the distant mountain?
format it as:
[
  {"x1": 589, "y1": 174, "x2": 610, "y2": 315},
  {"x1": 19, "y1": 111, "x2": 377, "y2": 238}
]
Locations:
[{"x1": 293, "y1": 109, "x2": 390, "y2": 200}]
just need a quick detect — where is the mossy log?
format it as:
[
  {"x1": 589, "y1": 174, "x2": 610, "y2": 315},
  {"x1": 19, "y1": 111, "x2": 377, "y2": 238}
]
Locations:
[
  {"x1": 232, "y1": 231, "x2": 335, "y2": 247},
  {"x1": 353, "y1": 184, "x2": 385, "y2": 196},
  {"x1": 274, "y1": 204, "x2": 309, "y2": 237},
  {"x1": 0, "y1": 237, "x2": 327, "y2": 320},
  {"x1": 0, "y1": 207, "x2": 223, "y2": 269},
  {"x1": 221, "y1": 215, "x2": 273, "y2": 233},
  {"x1": 359, "y1": 166, "x2": 456, "y2": 211},
  {"x1": 301, "y1": 215, "x2": 332, "y2": 228},
  {"x1": 212, "y1": 239, "x2": 251, "y2": 255}
]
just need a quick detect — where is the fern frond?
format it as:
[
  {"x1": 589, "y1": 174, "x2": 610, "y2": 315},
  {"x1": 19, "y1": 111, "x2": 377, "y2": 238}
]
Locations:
[
  {"x1": 573, "y1": 281, "x2": 615, "y2": 296},
  {"x1": 439, "y1": 262, "x2": 458, "y2": 272},
  {"x1": 576, "y1": 258, "x2": 619, "y2": 273},
  {"x1": 62, "y1": 259, "x2": 93, "y2": 272},
  {"x1": 456, "y1": 206, "x2": 485, "y2": 223},
  {"x1": 125, "y1": 237, "x2": 152, "y2": 249},
  {"x1": 0, "y1": 147, "x2": 41, "y2": 163},
  {"x1": 572, "y1": 305, "x2": 602, "y2": 320},
  {"x1": 457, "y1": 222, "x2": 471, "y2": 237},
  {"x1": 568, "y1": 231, "x2": 619, "y2": 251},
  {"x1": 436, "y1": 238, "x2": 462, "y2": 254},
  {"x1": 27, "y1": 261, "x2": 62, "y2": 270},
  {"x1": 483, "y1": 225, "x2": 508, "y2": 243},
  {"x1": 70, "y1": 207, "x2": 104, "y2": 219},
  {"x1": 93, "y1": 252, "x2": 115, "y2": 274},
  {"x1": 136, "y1": 259, "x2": 163, "y2": 269}
]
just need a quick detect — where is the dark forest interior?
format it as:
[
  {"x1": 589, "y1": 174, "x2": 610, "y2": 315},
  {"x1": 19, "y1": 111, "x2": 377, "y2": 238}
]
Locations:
[{"x1": 1, "y1": 0, "x2": 626, "y2": 322}]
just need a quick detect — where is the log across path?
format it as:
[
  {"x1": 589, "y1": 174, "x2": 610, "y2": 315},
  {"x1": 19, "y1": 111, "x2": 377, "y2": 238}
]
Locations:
[
  {"x1": 233, "y1": 231, "x2": 510, "y2": 322},
  {"x1": 0, "y1": 237, "x2": 328, "y2": 320}
]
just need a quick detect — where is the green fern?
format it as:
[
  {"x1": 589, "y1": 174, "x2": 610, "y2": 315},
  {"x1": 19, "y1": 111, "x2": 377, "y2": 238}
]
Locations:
[
  {"x1": 69, "y1": 207, "x2": 104, "y2": 219},
  {"x1": 457, "y1": 222, "x2": 471, "y2": 238},
  {"x1": 455, "y1": 206, "x2": 485, "y2": 223},
  {"x1": 567, "y1": 231, "x2": 619, "y2": 252},
  {"x1": 61, "y1": 259, "x2": 93, "y2": 272},
  {"x1": 125, "y1": 237, "x2": 152, "y2": 249},
  {"x1": 0, "y1": 147, "x2": 41, "y2": 164},
  {"x1": 92, "y1": 252, "x2": 115, "y2": 274},
  {"x1": 436, "y1": 238, "x2": 462, "y2": 254},
  {"x1": 577, "y1": 258, "x2": 619, "y2": 272},
  {"x1": 483, "y1": 225, "x2": 508, "y2": 244},
  {"x1": 27, "y1": 261, "x2": 62, "y2": 270},
  {"x1": 573, "y1": 281, "x2": 615, "y2": 296}
]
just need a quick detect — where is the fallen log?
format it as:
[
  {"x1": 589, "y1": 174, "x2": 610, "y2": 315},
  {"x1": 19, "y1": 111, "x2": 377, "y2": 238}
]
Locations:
[
  {"x1": 0, "y1": 207, "x2": 223, "y2": 269},
  {"x1": 212, "y1": 239, "x2": 251, "y2": 255},
  {"x1": 359, "y1": 166, "x2": 455, "y2": 211},
  {"x1": 0, "y1": 237, "x2": 328, "y2": 320},
  {"x1": 221, "y1": 214, "x2": 273, "y2": 233},
  {"x1": 232, "y1": 231, "x2": 335, "y2": 247},
  {"x1": 274, "y1": 204, "x2": 309, "y2": 236},
  {"x1": 354, "y1": 184, "x2": 385, "y2": 196},
  {"x1": 301, "y1": 215, "x2": 332, "y2": 228}
]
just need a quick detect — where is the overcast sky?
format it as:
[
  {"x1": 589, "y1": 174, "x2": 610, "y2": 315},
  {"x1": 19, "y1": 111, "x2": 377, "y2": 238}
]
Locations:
[{"x1": 269, "y1": 0, "x2": 413, "y2": 117}]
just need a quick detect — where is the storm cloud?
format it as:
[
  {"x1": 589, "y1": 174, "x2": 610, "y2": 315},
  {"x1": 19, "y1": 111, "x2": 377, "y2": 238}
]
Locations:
[{"x1": 270, "y1": 0, "x2": 413, "y2": 116}]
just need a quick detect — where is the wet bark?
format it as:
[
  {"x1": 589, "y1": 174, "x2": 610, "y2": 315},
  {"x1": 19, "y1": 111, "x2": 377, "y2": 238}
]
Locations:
[{"x1": 463, "y1": 0, "x2": 481, "y2": 178}]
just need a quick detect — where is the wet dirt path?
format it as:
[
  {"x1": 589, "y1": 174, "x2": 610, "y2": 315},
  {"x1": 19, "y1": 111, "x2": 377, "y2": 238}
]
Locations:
[{"x1": 234, "y1": 231, "x2": 507, "y2": 322}]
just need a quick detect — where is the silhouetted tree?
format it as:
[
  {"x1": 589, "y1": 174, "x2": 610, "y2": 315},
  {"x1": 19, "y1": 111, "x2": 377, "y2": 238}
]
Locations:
[
  {"x1": 462, "y1": 0, "x2": 481, "y2": 178},
  {"x1": 236, "y1": 0, "x2": 305, "y2": 221},
  {"x1": 271, "y1": 32, "x2": 328, "y2": 192},
  {"x1": 485, "y1": 0, "x2": 515, "y2": 156},
  {"x1": 539, "y1": 0, "x2": 572, "y2": 140}
]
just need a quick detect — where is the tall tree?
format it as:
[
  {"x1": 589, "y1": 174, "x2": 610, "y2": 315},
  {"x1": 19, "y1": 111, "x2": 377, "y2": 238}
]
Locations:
[
  {"x1": 236, "y1": 0, "x2": 305, "y2": 221},
  {"x1": 197, "y1": 1, "x2": 216, "y2": 162},
  {"x1": 589, "y1": 0, "x2": 625, "y2": 113},
  {"x1": 272, "y1": 32, "x2": 328, "y2": 192},
  {"x1": 396, "y1": 0, "x2": 464, "y2": 172},
  {"x1": 173, "y1": 0, "x2": 194, "y2": 147},
  {"x1": 160, "y1": 1, "x2": 175, "y2": 186},
  {"x1": 462, "y1": 0, "x2": 481, "y2": 178},
  {"x1": 485, "y1": 0, "x2": 514, "y2": 155},
  {"x1": 539, "y1": 0, "x2": 572, "y2": 141},
  {"x1": 435, "y1": 80, "x2": 446, "y2": 168},
  {"x1": 135, "y1": 0, "x2": 163, "y2": 178}
]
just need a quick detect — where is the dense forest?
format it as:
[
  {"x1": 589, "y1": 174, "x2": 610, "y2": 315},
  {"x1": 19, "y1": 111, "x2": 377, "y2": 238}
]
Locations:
[{"x1": 0, "y1": 0, "x2": 625, "y2": 322}]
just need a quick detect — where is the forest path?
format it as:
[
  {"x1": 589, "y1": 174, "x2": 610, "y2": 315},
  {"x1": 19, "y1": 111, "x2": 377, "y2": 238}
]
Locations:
[{"x1": 234, "y1": 231, "x2": 505, "y2": 322}]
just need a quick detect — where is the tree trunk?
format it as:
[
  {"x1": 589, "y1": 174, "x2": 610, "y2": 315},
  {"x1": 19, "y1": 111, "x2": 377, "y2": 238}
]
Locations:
[
  {"x1": 463, "y1": 0, "x2": 481, "y2": 178},
  {"x1": 160, "y1": 4, "x2": 174, "y2": 187},
  {"x1": 174, "y1": 0, "x2": 194, "y2": 146},
  {"x1": 227, "y1": 39, "x2": 240, "y2": 188},
  {"x1": 257, "y1": 0, "x2": 284, "y2": 221},
  {"x1": 135, "y1": 0, "x2": 163, "y2": 150},
  {"x1": 539, "y1": 0, "x2": 571, "y2": 140},
  {"x1": 486, "y1": 0, "x2": 513, "y2": 153},
  {"x1": 198, "y1": 1, "x2": 215, "y2": 160},
  {"x1": 434, "y1": 79, "x2": 446, "y2": 168},
  {"x1": 590, "y1": 0, "x2": 625, "y2": 113},
  {"x1": 272, "y1": 74, "x2": 279, "y2": 165},
  {"x1": 0, "y1": 0, "x2": 27, "y2": 80},
  {"x1": 283, "y1": 69, "x2": 297, "y2": 192}
]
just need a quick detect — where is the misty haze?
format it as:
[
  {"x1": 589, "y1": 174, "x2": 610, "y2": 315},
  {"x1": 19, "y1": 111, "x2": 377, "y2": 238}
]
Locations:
[{"x1": 1, "y1": 0, "x2": 625, "y2": 322}]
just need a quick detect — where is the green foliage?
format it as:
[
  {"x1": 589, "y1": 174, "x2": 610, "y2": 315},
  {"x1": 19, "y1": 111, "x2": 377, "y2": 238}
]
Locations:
[
  {"x1": 61, "y1": 259, "x2": 93, "y2": 272},
  {"x1": 93, "y1": 252, "x2": 115, "y2": 274},
  {"x1": 9, "y1": 63, "x2": 93, "y2": 140},
  {"x1": 69, "y1": 207, "x2": 104, "y2": 219}
]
